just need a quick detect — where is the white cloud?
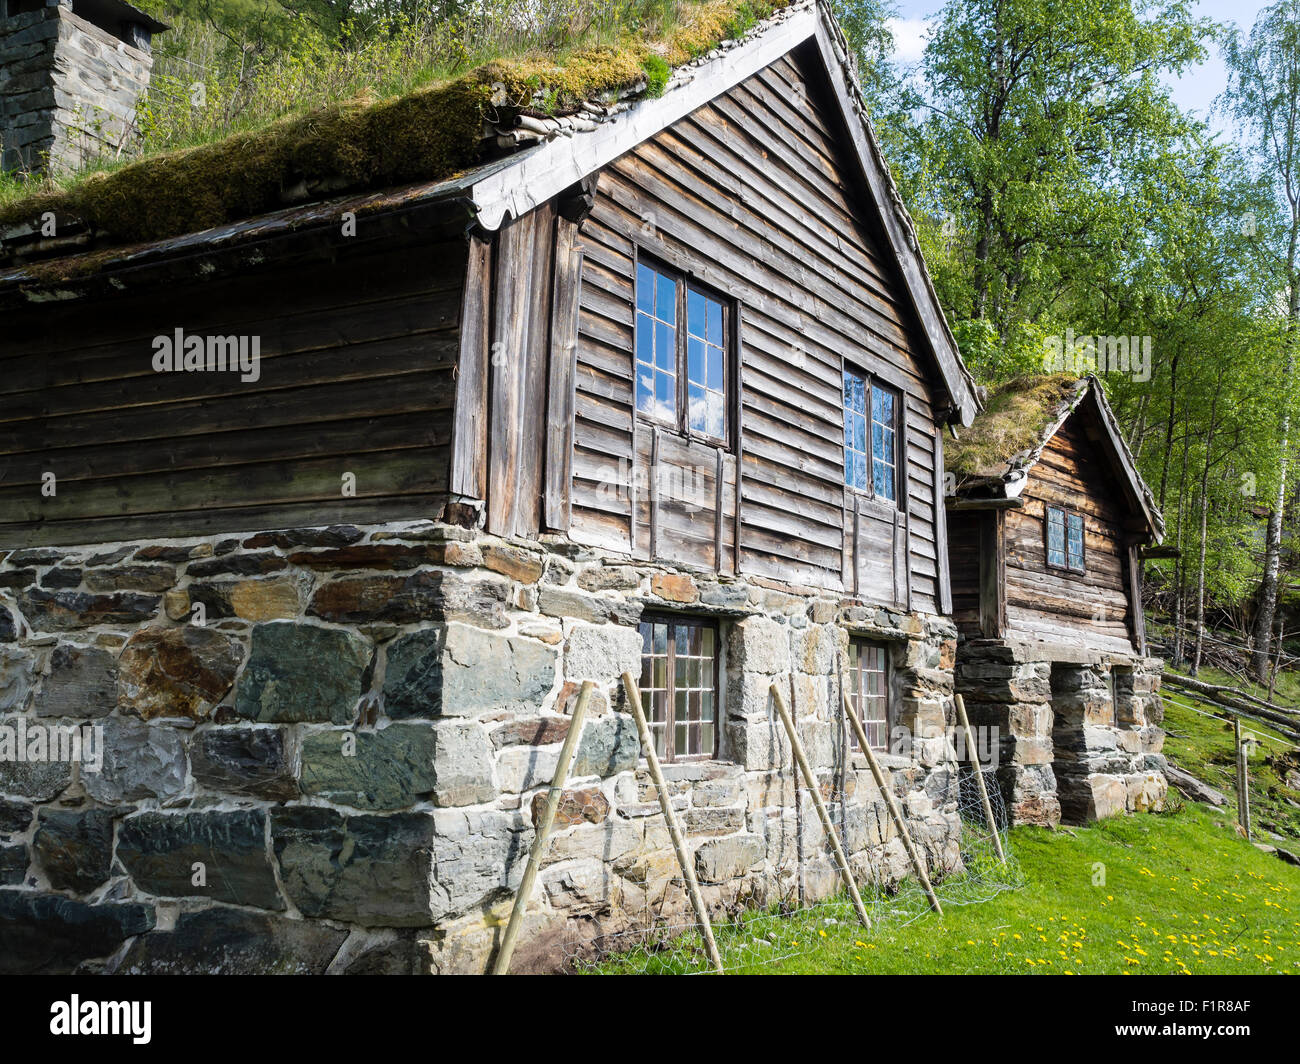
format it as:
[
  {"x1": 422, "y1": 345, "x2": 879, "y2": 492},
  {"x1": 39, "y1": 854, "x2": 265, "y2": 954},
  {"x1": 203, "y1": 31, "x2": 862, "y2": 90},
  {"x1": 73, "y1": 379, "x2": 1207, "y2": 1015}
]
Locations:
[{"x1": 886, "y1": 16, "x2": 932, "y2": 64}]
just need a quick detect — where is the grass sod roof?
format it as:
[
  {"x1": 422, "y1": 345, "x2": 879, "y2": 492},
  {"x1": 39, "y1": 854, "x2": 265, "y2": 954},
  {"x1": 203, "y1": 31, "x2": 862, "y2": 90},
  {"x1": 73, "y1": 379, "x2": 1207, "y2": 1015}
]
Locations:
[
  {"x1": 0, "y1": 0, "x2": 791, "y2": 252},
  {"x1": 945, "y1": 374, "x2": 1087, "y2": 481}
]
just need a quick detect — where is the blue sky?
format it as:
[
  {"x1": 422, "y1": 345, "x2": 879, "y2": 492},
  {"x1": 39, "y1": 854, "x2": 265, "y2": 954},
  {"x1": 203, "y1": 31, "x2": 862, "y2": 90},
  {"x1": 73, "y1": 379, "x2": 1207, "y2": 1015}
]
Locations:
[{"x1": 885, "y1": 0, "x2": 1270, "y2": 137}]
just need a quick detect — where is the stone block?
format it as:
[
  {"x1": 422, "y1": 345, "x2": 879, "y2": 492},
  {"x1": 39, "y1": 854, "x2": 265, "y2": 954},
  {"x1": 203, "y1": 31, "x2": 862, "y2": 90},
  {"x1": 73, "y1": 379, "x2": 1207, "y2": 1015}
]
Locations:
[
  {"x1": 236, "y1": 622, "x2": 371, "y2": 724},
  {"x1": 32, "y1": 643, "x2": 116, "y2": 719},
  {"x1": 118, "y1": 809, "x2": 282, "y2": 910},
  {"x1": 118, "y1": 625, "x2": 243, "y2": 721}
]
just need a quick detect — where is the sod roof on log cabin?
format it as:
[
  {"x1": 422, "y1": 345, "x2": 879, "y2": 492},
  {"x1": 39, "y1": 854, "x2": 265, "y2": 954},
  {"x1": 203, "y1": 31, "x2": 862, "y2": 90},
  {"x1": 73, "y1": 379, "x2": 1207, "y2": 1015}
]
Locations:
[
  {"x1": 0, "y1": 0, "x2": 799, "y2": 263},
  {"x1": 946, "y1": 374, "x2": 1165, "y2": 541}
]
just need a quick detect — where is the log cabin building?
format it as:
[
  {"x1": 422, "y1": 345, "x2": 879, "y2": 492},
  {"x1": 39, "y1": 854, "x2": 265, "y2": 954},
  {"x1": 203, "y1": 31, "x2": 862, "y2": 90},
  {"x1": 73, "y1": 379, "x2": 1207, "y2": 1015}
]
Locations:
[
  {"x1": 945, "y1": 375, "x2": 1168, "y2": 827},
  {"x1": 0, "y1": 0, "x2": 1159, "y2": 974}
]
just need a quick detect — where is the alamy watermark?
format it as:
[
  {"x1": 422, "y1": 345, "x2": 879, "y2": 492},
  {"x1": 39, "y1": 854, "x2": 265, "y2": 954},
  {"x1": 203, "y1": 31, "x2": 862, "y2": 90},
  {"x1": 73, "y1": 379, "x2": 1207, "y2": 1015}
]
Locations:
[
  {"x1": 152, "y1": 328, "x2": 261, "y2": 383},
  {"x1": 1043, "y1": 328, "x2": 1152, "y2": 382},
  {"x1": 0, "y1": 720, "x2": 103, "y2": 774}
]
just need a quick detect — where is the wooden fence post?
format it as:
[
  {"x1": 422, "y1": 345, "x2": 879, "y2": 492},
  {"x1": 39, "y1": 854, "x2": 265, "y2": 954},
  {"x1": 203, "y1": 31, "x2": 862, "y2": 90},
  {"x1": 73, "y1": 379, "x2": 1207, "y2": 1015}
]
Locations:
[
  {"x1": 841, "y1": 691, "x2": 942, "y2": 915},
  {"x1": 491, "y1": 680, "x2": 596, "y2": 975},
  {"x1": 620, "y1": 671, "x2": 725, "y2": 975},
  {"x1": 1235, "y1": 717, "x2": 1251, "y2": 840},
  {"x1": 769, "y1": 683, "x2": 872, "y2": 929},
  {"x1": 953, "y1": 694, "x2": 1006, "y2": 864}
]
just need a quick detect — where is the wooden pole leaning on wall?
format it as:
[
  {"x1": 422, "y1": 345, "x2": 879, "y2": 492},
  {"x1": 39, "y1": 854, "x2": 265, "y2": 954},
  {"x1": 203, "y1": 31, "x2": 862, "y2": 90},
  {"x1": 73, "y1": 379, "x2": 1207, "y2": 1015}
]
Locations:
[
  {"x1": 769, "y1": 683, "x2": 872, "y2": 929},
  {"x1": 953, "y1": 694, "x2": 1006, "y2": 865},
  {"x1": 841, "y1": 691, "x2": 942, "y2": 916},
  {"x1": 491, "y1": 680, "x2": 595, "y2": 975},
  {"x1": 620, "y1": 671, "x2": 725, "y2": 975}
]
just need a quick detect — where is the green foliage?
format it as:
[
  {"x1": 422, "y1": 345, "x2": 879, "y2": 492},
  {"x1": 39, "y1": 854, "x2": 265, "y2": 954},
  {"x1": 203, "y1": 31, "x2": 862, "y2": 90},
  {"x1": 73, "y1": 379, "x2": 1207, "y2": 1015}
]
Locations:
[{"x1": 642, "y1": 53, "x2": 671, "y2": 97}]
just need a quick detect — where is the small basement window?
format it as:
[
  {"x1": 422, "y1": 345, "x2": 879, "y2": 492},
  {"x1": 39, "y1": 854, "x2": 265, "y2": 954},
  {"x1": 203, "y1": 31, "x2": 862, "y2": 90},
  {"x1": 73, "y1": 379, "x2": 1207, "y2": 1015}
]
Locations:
[
  {"x1": 638, "y1": 615, "x2": 718, "y2": 762},
  {"x1": 843, "y1": 369, "x2": 899, "y2": 504},
  {"x1": 634, "y1": 259, "x2": 730, "y2": 443},
  {"x1": 846, "y1": 638, "x2": 891, "y2": 752},
  {"x1": 1046, "y1": 505, "x2": 1086, "y2": 573}
]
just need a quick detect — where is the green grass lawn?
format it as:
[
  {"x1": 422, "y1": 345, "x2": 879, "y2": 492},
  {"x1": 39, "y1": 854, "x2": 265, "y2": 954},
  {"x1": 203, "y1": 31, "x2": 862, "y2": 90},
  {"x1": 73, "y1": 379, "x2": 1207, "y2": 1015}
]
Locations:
[
  {"x1": 593, "y1": 659, "x2": 1300, "y2": 974},
  {"x1": 595, "y1": 804, "x2": 1300, "y2": 974},
  {"x1": 1160, "y1": 666, "x2": 1300, "y2": 842}
]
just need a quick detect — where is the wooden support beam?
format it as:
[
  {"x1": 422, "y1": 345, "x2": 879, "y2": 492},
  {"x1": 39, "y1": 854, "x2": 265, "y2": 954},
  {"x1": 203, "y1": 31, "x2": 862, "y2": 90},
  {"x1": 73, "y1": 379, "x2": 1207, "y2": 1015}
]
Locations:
[
  {"x1": 842, "y1": 691, "x2": 942, "y2": 915},
  {"x1": 491, "y1": 680, "x2": 595, "y2": 974},
  {"x1": 621, "y1": 672, "x2": 724, "y2": 974},
  {"x1": 954, "y1": 694, "x2": 1006, "y2": 864},
  {"x1": 769, "y1": 683, "x2": 872, "y2": 929}
]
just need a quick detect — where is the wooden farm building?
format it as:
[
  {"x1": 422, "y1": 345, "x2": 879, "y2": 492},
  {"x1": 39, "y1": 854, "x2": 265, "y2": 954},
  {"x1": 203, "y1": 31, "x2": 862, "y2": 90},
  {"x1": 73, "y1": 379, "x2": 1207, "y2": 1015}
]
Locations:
[
  {"x1": 945, "y1": 375, "x2": 1168, "y2": 827},
  {"x1": 0, "y1": 0, "x2": 1164, "y2": 974}
]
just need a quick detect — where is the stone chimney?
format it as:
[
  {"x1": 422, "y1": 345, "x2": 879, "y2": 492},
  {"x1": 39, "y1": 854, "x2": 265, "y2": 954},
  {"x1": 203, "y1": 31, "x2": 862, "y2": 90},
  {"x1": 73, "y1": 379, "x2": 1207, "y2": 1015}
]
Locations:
[{"x1": 0, "y1": 0, "x2": 167, "y2": 174}]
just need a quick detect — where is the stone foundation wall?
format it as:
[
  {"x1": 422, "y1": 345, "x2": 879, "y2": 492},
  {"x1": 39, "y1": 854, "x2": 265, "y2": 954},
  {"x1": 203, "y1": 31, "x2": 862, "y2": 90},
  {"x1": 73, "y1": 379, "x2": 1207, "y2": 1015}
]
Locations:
[
  {"x1": 0, "y1": 520, "x2": 964, "y2": 974},
  {"x1": 955, "y1": 638, "x2": 1166, "y2": 828}
]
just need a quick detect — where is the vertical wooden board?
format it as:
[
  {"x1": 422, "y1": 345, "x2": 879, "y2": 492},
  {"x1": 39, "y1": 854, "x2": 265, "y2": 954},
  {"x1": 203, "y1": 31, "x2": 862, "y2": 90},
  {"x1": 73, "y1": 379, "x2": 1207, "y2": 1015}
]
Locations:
[
  {"x1": 487, "y1": 212, "x2": 538, "y2": 536},
  {"x1": 933, "y1": 428, "x2": 952, "y2": 615},
  {"x1": 517, "y1": 202, "x2": 557, "y2": 537},
  {"x1": 545, "y1": 218, "x2": 585, "y2": 531},
  {"x1": 450, "y1": 232, "x2": 491, "y2": 500},
  {"x1": 1127, "y1": 543, "x2": 1147, "y2": 655}
]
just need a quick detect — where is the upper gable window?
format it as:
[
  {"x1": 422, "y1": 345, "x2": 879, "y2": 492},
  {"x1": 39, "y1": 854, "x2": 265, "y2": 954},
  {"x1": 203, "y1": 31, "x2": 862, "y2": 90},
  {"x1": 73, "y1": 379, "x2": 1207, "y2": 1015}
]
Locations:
[
  {"x1": 1046, "y1": 505, "x2": 1086, "y2": 573},
  {"x1": 843, "y1": 369, "x2": 898, "y2": 504},
  {"x1": 635, "y1": 260, "x2": 729, "y2": 443}
]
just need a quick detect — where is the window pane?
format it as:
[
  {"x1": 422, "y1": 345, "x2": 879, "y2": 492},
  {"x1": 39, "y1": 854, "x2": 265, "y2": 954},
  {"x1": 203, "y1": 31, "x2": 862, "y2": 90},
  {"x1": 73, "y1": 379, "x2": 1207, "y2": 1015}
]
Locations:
[
  {"x1": 1047, "y1": 507, "x2": 1066, "y2": 567},
  {"x1": 687, "y1": 288, "x2": 705, "y2": 334},
  {"x1": 843, "y1": 370, "x2": 870, "y2": 490},
  {"x1": 706, "y1": 392, "x2": 725, "y2": 439},
  {"x1": 707, "y1": 301, "x2": 722, "y2": 344},
  {"x1": 1067, "y1": 513, "x2": 1085, "y2": 570},
  {"x1": 656, "y1": 273, "x2": 676, "y2": 324},
  {"x1": 688, "y1": 383, "x2": 707, "y2": 432},
  {"x1": 706, "y1": 345, "x2": 723, "y2": 391},
  {"x1": 654, "y1": 322, "x2": 674, "y2": 372},
  {"x1": 687, "y1": 337, "x2": 705, "y2": 384},
  {"x1": 637, "y1": 264, "x2": 655, "y2": 313}
]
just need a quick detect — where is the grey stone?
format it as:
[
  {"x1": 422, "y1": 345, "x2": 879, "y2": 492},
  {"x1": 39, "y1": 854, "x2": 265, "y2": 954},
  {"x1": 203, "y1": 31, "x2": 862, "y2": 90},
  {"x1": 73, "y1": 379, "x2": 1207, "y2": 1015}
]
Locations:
[
  {"x1": 271, "y1": 807, "x2": 438, "y2": 927},
  {"x1": 0, "y1": 843, "x2": 26, "y2": 885},
  {"x1": 0, "y1": 647, "x2": 34, "y2": 711},
  {"x1": 0, "y1": 890, "x2": 155, "y2": 975},
  {"x1": 0, "y1": 716, "x2": 73, "y2": 799},
  {"x1": 117, "y1": 907, "x2": 348, "y2": 975},
  {"x1": 83, "y1": 717, "x2": 187, "y2": 804},
  {"x1": 430, "y1": 719, "x2": 496, "y2": 806},
  {"x1": 117, "y1": 810, "x2": 282, "y2": 910},
  {"x1": 300, "y1": 724, "x2": 439, "y2": 811},
  {"x1": 564, "y1": 624, "x2": 642, "y2": 682},
  {"x1": 33, "y1": 808, "x2": 114, "y2": 893},
  {"x1": 571, "y1": 713, "x2": 639, "y2": 779},
  {"x1": 0, "y1": 604, "x2": 16, "y2": 641},
  {"x1": 309, "y1": 571, "x2": 510, "y2": 627},
  {"x1": 429, "y1": 808, "x2": 531, "y2": 921},
  {"x1": 17, "y1": 588, "x2": 159, "y2": 630},
  {"x1": 728, "y1": 616, "x2": 789, "y2": 674},
  {"x1": 384, "y1": 623, "x2": 557, "y2": 719},
  {"x1": 82, "y1": 564, "x2": 176, "y2": 593},
  {"x1": 694, "y1": 834, "x2": 764, "y2": 882},
  {"x1": 32, "y1": 643, "x2": 117, "y2": 718},
  {"x1": 190, "y1": 727, "x2": 296, "y2": 801},
  {"x1": 0, "y1": 798, "x2": 32, "y2": 837},
  {"x1": 236, "y1": 622, "x2": 372, "y2": 724}
]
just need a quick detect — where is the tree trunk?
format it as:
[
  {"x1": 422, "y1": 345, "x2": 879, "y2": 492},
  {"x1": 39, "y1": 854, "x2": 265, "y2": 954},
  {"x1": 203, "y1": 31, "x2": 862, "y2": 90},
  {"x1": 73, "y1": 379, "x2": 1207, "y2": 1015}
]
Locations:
[{"x1": 1191, "y1": 386, "x2": 1221, "y2": 675}]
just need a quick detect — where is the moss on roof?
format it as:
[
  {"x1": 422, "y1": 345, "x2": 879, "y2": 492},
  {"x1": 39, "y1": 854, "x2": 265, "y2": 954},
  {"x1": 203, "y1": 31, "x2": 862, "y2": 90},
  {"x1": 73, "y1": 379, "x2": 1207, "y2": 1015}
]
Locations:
[
  {"x1": 946, "y1": 374, "x2": 1086, "y2": 479},
  {"x1": 0, "y1": 0, "x2": 786, "y2": 250}
]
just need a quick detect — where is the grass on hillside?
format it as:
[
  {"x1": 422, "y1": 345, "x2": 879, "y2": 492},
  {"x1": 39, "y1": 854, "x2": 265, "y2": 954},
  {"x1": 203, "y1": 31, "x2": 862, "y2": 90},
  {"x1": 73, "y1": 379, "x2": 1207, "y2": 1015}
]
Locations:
[
  {"x1": 593, "y1": 804, "x2": 1300, "y2": 974},
  {"x1": 1160, "y1": 664, "x2": 1300, "y2": 842}
]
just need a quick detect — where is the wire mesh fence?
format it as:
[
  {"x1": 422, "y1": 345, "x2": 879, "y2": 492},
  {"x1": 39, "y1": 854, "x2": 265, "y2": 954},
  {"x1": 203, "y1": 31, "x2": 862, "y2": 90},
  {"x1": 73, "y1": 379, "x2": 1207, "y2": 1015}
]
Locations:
[{"x1": 563, "y1": 765, "x2": 1022, "y2": 974}]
